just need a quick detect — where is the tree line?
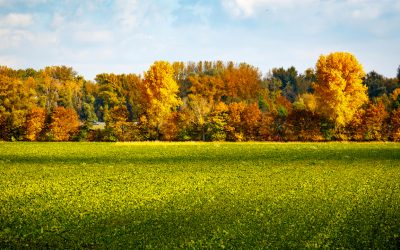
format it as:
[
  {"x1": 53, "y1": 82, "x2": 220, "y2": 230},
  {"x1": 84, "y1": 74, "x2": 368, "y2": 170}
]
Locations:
[{"x1": 1, "y1": 52, "x2": 400, "y2": 142}]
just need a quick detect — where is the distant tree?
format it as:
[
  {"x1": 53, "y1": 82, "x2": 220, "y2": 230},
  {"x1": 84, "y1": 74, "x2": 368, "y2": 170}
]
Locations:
[
  {"x1": 397, "y1": 65, "x2": 400, "y2": 83},
  {"x1": 363, "y1": 101, "x2": 388, "y2": 140},
  {"x1": 223, "y1": 63, "x2": 261, "y2": 102},
  {"x1": 188, "y1": 74, "x2": 224, "y2": 103},
  {"x1": 79, "y1": 81, "x2": 98, "y2": 125},
  {"x1": 105, "y1": 105, "x2": 133, "y2": 141},
  {"x1": 242, "y1": 103, "x2": 262, "y2": 140},
  {"x1": 49, "y1": 107, "x2": 80, "y2": 141},
  {"x1": 226, "y1": 102, "x2": 246, "y2": 141},
  {"x1": 207, "y1": 102, "x2": 228, "y2": 141},
  {"x1": 160, "y1": 112, "x2": 179, "y2": 141},
  {"x1": 391, "y1": 88, "x2": 400, "y2": 109},
  {"x1": 346, "y1": 109, "x2": 365, "y2": 141},
  {"x1": 25, "y1": 107, "x2": 46, "y2": 141},
  {"x1": 313, "y1": 52, "x2": 368, "y2": 127},
  {"x1": 0, "y1": 70, "x2": 36, "y2": 140},
  {"x1": 385, "y1": 78, "x2": 400, "y2": 96},
  {"x1": 364, "y1": 71, "x2": 386, "y2": 99},
  {"x1": 185, "y1": 94, "x2": 212, "y2": 141},
  {"x1": 139, "y1": 61, "x2": 182, "y2": 139},
  {"x1": 259, "y1": 113, "x2": 275, "y2": 141},
  {"x1": 390, "y1": 107, "x2": 400, "y2": 141},
  {"x1": 285, "y1": 110, "x2": 323, "y2": 141},
  {"x1": 293, "y1": 93, "x2": 317, "y2": 113},
  {"x1": 271, "y1": 66, "x2": 299, "y2": 102}
]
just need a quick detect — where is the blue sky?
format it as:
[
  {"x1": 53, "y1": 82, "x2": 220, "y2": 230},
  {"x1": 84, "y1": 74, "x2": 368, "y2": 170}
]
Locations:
[{"x1": 0, "y1": 0, "x2": 399, "y2": 80}]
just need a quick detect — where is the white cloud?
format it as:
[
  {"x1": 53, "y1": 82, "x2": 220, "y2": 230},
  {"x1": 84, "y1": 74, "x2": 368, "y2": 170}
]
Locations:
[
  {"x1": 0, "y1": 28, "x2": 58, "y2": 50},
  {"x1": 222, "y1": 0, "x2": 399, "y2": 21},
  {"x1": 221, "y1": 0, "x2": 316, "y2": 17},
  {"x1": 0, "y1": 13, "x2": 33, "y2": 27},
  {"x1": 0, "y1": 29, "x2": 32, "y2": 49},
  {"x1": 115, "y1": 0, "x2": 141, "y2": 30},
  {"x1": 51, "y1": 13, "x2": 65, "y2": 30},
  {"x1": 115, "y1": 0, "x2": 180, "y2": 31},
  {"x1": 73, "y1": 30, "x2": 114, "y2": 43}
]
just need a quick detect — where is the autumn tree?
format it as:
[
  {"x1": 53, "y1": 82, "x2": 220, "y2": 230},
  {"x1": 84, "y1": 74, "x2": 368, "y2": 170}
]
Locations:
[
  {"x1": 159, "y1": 112, "x2": 180, "y2": 141},
  {"x1": 364, "y1": 101, "x2": 388, "y2": 140},
  {"x1": 207, "y1": 102, "x2": 228, "y2": 141},
  {"x1": 49, "y1": 107, "x2": 80, "y2": 141},
  {"x1": 104, "y1": 105, "x2": 133, "y2": 141},
  {"x1": 288, "y1": 93, "x2": 322, "y2": 141},
  {"x1": 185, "y1": 94, "x2": 212, "y2": 141},
  {"x1": 139, "y1": 61, "x2": 182, "y2": 139},
  {"x1": 293, "y1": 93, "x2": 317, "y2": 113},
  {"x1": 25, "y1": 107, "x2": 46, "y2": 141},
  {"x1": 36, "y1": 66, "x2": 82, "y2": 113},
  {"x1": 390, "y1": 108, "x2": 400, "y2": 141},
  {"x1": 392, "y1": 88, "x2": 400, "y2": 109},
  {"x1": 346, "y1": 109, "x2": 365, "y2": 141},
  {"x1": 389, "y1": 88, "x2": 400, "y2": 141},
  {"x1": 242, "y1": 103, "x2": 262, "y2": 140},
  {"x1": 226, "y1": 102, "x2": 246, "y2": 141},
  {"x1": 0, "y1": 68, "x2": 36, "y2": 140},
  {"x1": 285, "y1": 110, "x2": 323, "y2": 141},
  {"x1": 188, "y1": 74, "x2": 224, "y2": 103},
  {"x1": 223, "y1": 62, "x2": 261, "y2": 102},
  {"x1": 313, "y1": 52, "x2": 368, "y2": 127},
  {"x1": 259, "y1": 113, "x2": 275, "y2": 141}
]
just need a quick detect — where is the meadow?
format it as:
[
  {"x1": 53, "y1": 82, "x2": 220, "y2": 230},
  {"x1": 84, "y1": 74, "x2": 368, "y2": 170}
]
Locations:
[{"x1": 0, "y1": 142, "x2": 400, "y2": 249}]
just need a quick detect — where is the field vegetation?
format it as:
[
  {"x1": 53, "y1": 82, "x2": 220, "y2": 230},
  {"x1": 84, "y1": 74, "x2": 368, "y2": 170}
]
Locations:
[{"x1": 1, "y1": 142, "x2": 400, "y2": 248}]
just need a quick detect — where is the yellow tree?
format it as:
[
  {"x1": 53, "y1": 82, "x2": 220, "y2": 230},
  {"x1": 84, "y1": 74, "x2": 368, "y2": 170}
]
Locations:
[
  {"x1": 313, "y1": 52, "x2": 368, "y2": 127},
  {"x1": 139, "y1": 61, "x2": 182, "y2": 138}
]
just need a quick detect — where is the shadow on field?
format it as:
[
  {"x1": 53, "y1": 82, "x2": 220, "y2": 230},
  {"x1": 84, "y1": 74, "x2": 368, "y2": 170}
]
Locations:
[
  {"x1": 1, "y1": 192, "x2": 399, "y2": 249},
  {"x1": 1, "y1": 146, "x2": 400, "y2": 166}
]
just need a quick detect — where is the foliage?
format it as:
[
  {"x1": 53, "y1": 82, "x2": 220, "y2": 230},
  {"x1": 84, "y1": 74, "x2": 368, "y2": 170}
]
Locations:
[
  {"x1": 139, "y1": 61, "x2": 182, "y2": 137},
  {"x1": 364, "y1": 71, "x2": 387, "y2": 99},
  {"x1": 1, "y1": 56, "x2": 400, "y2": 142},
  {"x1": 49, "y1": 107, "x2": 80, "y2": 141},
  {"x1": 314, "y1": 52, "x2": 368, "y2": 126},
  {"x1": 390, "y1": 107, "x2": 400, "y2": 141},
  {"x1": 25, "y1": 107, "x2": 46, "y2": 141},
  {"x1": 0, "y1": 70, "x2": 36, "y2": 140},
  {"x1": 207, "y1": 102, "x2": 228, "y2": 141},
  {"x1": 285, "y1": 109, "x2": 323, "y2": 141}
]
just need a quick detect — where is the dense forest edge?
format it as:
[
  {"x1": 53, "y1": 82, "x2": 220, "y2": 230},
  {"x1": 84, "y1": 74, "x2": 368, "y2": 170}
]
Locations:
[{"x1": 1, "y1": 52, "x2": 400, "y2": 142}]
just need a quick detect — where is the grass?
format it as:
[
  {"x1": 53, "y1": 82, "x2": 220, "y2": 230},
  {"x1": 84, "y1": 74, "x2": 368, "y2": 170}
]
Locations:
[{"x1": 0, "y1": 142, "x2": 400, "y2": 249}]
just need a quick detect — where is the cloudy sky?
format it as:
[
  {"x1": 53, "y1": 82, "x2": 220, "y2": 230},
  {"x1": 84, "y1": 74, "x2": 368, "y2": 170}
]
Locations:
[{"x1": 0, "y1": 0, "x2": 399, "y2": 80}]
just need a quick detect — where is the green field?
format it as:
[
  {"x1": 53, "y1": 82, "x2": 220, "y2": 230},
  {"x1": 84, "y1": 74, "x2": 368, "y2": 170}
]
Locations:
[{"x1": 1, "y1": 142, "x2": 400, "y2": 249}]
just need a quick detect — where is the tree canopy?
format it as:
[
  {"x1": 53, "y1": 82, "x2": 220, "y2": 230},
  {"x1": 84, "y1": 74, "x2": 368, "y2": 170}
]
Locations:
[
  {"x1": 0, "y1": 54, "x2": 399, "y2": 141},
  {"x1": 313, "y1": 52, "x2": 368, "y2": 127}
]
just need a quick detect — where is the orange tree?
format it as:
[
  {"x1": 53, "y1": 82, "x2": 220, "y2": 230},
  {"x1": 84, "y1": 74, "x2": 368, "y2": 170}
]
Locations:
[{"x1": 49, "y1": 107, "x2": 80, "y2": 141}]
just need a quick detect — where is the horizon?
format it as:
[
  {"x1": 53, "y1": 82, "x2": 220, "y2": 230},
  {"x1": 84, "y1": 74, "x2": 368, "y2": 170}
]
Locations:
[{"x1": 1, "y1": 0, "x2": 399, "y2": 80}]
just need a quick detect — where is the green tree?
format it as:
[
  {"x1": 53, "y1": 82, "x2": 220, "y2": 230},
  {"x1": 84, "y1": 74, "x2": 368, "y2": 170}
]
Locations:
[{"x1": 364, "y1": 71, "x2": 387, "y2": 99}]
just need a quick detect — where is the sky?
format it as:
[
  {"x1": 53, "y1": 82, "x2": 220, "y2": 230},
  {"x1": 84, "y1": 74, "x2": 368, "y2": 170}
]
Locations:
[{"x1": 0, "y1": 0, "x2": 399, "y2": 80}]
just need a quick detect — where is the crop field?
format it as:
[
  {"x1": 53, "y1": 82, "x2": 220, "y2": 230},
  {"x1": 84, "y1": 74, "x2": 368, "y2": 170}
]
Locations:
[{"x1": 0, "y1": 142, "x2": 400, "y2": 249}]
